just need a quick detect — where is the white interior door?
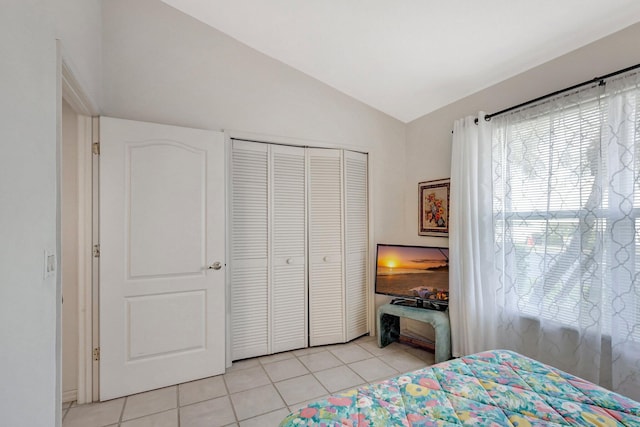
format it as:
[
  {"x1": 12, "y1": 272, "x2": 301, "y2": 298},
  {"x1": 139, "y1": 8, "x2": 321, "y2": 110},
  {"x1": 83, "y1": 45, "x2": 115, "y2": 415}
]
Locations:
[
  {"x1": 99, "y1": 117, "x2": 226, "y2": 400},
  {"x1": 308, "y1": 148, "x2": 345, "y2": 346},
  {"x1": 344, "y1": 150, "x2": 368, "y2": 341},
  {"x1": 230, "y1": 140, "x2": 269, "y2": 360},
  {"x1": 271, "y1": 144, "x2": 307, "y2": 353}
]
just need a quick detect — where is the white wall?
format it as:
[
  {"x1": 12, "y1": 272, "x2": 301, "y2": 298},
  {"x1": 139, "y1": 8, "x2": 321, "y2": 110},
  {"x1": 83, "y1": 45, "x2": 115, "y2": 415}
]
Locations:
[
  {"x1": 0, "y1": 2, "x2": 59, "y2": 425},
  {"x1": 61, "y1": 99, "x2": 79, "y2": 402},
  {"x1": 54, "y1": 0, "x2": 102, "y2": 110},
  {"x1": 101, "y1": 0, "x2": 407, "y2": 247},
  {"x1": 0, "y1": 1, "x2": 100, "y2": 425}
]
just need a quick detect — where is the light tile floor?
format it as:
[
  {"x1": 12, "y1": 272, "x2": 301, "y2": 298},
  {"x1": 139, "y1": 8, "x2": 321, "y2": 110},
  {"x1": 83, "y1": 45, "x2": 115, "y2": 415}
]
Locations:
[{"x1": 62, "y1": 335, "x2": 435, "y2": 427}]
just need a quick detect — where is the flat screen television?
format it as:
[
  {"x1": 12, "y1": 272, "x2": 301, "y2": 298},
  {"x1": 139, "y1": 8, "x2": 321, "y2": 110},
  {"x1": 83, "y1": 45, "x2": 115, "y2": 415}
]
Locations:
[{"x1": 375, "y1": 244, "x2": 449, "y2": 310}]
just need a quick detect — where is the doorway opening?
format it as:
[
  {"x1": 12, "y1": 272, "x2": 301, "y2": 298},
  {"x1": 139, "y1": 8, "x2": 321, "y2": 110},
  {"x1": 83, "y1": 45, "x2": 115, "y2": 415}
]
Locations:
[{"x1": 60, "y1": 58, "x2": 98, "y2": 405}]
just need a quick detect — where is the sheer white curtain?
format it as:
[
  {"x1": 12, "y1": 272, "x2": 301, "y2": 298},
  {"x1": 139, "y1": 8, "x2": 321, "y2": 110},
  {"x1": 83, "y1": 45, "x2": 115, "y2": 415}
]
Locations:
[
  {"x1": 603, "y1": 72, "x2": 640, "y2": 399},
  {"x1": 449, "y1": 112, "x2": 498, "y2": 357},
  {"x1": 488, "y1": 71, "x2": 640, "y2": 400},
  {"x1": 492, "y1": 84, "x2": 608, "y2": 386}
]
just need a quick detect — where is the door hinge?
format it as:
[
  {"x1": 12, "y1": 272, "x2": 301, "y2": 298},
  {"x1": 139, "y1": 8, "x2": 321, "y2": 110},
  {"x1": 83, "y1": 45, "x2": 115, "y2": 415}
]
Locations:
[
  {"x1": 93, "y1": 347, "x2": 100, "y2": 361},
  {"x1": 93, "y1": 244, "x2": 100, "y2": 258},
  {"x1": 92, "y1": 142, "x2": 100, "y2": 155}
]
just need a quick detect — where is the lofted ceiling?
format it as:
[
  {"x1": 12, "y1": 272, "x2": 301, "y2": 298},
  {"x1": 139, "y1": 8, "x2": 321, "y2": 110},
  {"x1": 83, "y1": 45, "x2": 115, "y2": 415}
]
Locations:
[{"x1": 161, "y1": 0, "x2": 640, "y2": 123}]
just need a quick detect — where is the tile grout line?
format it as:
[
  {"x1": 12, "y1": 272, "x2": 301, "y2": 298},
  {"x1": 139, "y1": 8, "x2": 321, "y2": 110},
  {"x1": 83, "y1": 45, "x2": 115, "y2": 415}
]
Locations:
[
  {"x1": 221, "y1": 367, "x2": 240, "y2": 424},
  {"x1": 252, "y1": 338, "x2": 395, "y2": 412},
  {"x1": 117, "y1": 385, "x2": 183, "y2": 425},
  {"x1": 61, "y1": 404, "x2": 69, "y2": 423},
  {"x1": 289, "y1": 351, "x2": 331, "y2": 409},
  {"x1": 265, "y1": 353, "x2": 301, "y2": 413},
  {"x1": 118, "y1": 409, "x2": 177, "y2": 426},
  {"x1": 61, "y1": 337, "x2": 435, "y2": 427},
  {"x1": 238, "y1": 361, "x2": 289, "y2": 422},
  {"x1": 325, "y1": 362, "x2": 367, "y2": 393},
  {"x1": 117, "y1": 396, "x2": 127, "y2": 427},
  {"x1": 176, "y1": 383, "x2": 181, "y2": 427}
]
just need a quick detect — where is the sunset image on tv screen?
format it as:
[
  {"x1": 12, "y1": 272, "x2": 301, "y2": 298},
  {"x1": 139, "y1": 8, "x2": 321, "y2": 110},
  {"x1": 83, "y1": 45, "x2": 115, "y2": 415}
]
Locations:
[{"x1": 375, "y1": 245, "x2": 449, "y2": 297}]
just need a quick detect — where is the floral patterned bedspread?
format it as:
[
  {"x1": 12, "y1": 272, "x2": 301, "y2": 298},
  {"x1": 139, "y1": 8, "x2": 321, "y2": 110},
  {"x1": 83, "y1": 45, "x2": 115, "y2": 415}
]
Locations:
[{"x1": 280, "y1": 350, "x2": 640, "y2": 426}]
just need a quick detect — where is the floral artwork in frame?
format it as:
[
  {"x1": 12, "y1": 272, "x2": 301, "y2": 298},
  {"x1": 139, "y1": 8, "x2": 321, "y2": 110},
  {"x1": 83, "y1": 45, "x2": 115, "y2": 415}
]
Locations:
[{"x1": 419, "y1": 178, "x2": 450, "y2": 236}]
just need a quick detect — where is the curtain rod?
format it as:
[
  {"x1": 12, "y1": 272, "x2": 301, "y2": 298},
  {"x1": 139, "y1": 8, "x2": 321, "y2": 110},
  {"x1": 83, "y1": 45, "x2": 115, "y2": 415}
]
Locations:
[{"x1": 473, "y1": 62, "x2": 640, "y2": 124}]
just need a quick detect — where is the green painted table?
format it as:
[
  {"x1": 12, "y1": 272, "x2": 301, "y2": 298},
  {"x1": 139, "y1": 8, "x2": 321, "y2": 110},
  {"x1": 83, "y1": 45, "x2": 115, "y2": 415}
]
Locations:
[{"x1": 376, "y1": 303, "x2": 452, "y2": 363}]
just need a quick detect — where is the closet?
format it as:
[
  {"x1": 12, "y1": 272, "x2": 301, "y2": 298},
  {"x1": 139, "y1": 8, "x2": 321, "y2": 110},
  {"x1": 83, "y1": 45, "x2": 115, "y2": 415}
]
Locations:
[{"x1": 230, "y1": 140, "x2": 368, "y2": 360}]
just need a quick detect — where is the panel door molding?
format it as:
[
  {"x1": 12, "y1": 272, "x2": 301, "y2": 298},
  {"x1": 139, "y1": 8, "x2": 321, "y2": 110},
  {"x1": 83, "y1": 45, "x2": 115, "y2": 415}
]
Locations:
[{"x1": 99, "y1": 117, "x2": 226, "y2": 400}]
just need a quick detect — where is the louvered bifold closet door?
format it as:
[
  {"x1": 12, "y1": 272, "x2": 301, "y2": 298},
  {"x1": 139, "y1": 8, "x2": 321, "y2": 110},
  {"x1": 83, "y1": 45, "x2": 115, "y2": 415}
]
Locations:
[
  {"x1": 270, "y1": 145, "x2": 307, "y2": 353},
  {"x1": 308, "y1": 148, "x2": 345, "y2": 346},
  {"x1": 230, "y1": 140, "x2": 269, "y2": 360},
  {"x1": 344, "y1": 151, "x2": 368, "y2": 341}
]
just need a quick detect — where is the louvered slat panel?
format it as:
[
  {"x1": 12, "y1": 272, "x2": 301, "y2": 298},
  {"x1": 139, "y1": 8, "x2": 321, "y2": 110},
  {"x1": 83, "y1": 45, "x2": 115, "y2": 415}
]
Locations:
[
  {"x1": 308, "y1": 149, "x2": 345, "y2": 346},
  {"x1": 230, "y1": 264, "x2": 268, "y2": 360},
  {"x1": 271, "y1": 145, "x2": 307, "y2": 353},
  {"x1": 344, "y1": 151, "x2": 368, "y2": 341},
  {"x1": 273, "y1": 147, "x2": 306, "y2": 258},
  {"x1": 231, "y1": 141, "x2": 269, "y2": 360},
  {"x1": 309, "y1": 263, "x2": 344, "y2": 344},
  {"x1": 231, "y1": 142, "x2": 268, "y2": 260},
  {"x1": 309, "y1": 155, "x2": 342, "y2": 255},
  {"x1": 272, "y1": 265, "x2": 306, "y2": 352},
  {"x1": 346, "y1": 254, "x2": 367, "y2": 340}
]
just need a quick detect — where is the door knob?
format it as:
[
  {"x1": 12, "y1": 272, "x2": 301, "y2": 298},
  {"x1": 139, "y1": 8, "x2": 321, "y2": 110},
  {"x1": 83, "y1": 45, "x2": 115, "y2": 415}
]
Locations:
[{"x1": 208, "y1": 261, "x2": 222, "y2": 270}]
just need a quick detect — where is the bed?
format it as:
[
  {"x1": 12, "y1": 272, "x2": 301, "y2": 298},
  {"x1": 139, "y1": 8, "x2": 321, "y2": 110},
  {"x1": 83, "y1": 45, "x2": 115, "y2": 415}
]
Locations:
[{"x1": 280, "y1": 349, "x2": 640, "y2": 426}]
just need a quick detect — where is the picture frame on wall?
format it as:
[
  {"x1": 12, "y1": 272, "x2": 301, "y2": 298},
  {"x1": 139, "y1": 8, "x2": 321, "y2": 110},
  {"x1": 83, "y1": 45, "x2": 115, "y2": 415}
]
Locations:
[{"x1": 419, "y1": 178, "x2": 450, "y2": 236}]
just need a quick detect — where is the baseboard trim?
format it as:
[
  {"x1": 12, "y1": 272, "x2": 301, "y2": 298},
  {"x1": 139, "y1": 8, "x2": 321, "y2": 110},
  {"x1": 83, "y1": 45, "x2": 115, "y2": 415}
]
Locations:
[{"x1": 62, "y1": 389, "x2": 77, "y2": 404}]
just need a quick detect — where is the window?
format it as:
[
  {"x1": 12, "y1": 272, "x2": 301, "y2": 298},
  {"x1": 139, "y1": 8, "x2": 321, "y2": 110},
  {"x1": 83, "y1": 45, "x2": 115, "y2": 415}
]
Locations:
[{"x1": 492, "y1": 83, "x2": 640, "y2": 341}]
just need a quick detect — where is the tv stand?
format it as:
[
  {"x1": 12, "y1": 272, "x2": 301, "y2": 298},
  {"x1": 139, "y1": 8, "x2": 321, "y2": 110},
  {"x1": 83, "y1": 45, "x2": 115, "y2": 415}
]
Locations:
[{"x1": 376, "y1": 303, "x2": 451, "y2": 363}]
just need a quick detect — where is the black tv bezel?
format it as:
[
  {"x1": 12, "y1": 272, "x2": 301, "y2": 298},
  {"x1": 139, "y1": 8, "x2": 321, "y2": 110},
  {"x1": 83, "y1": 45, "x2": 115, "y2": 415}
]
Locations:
[{"x1": 374, "y1": 243, "x2": 449, "y2": 308}]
